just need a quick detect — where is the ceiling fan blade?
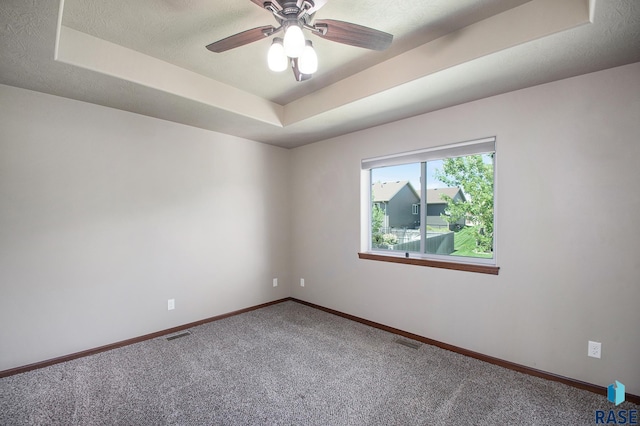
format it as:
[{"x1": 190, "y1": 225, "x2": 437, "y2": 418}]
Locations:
[
  {"x1": 313, "y1": 19, "x2": 393, "y2": 51},
  {"x1": 206, "y1": 26, "x2": 276, "y2": 53}
]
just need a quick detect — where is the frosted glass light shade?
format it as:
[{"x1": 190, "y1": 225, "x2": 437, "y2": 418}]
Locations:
[
  {"x1": 283, "y1": 24, "x2": 305, "y2": 58},
  {"x1": 298, "y1": 40, "x2": 318, "y2": 74},
  {"x1": 267, "y1": 38, "x2": 288, "y2": 72}
]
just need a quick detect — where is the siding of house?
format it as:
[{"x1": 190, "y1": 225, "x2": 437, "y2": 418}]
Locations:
[
  {"x1": 426, "y1": 191, "x2": 466, "y2": 229},
  {"x1": 387, "y1": 185, "x2": 420, "y2": 228}
]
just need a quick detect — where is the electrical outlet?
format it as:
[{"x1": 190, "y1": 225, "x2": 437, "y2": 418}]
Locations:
[
  {"x1": 300, "y1": 278, "x2": 305, "y2": 287},
  {"x1": 588, "y1": 341, "x2": 601, "y2": 359},
  {"x1": 168, "y1": 299, "x2": 175, "y2": 311},
  {"x1": 273, "y1": 278, "x2": 278, "y2": 287}
]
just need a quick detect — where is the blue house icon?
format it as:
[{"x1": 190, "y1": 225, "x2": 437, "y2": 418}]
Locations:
[{"x1": 607, "y1": 381, "x2": 625, "y2": 406}]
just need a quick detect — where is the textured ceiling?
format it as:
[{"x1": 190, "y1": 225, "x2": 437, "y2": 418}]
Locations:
[
  {"x1": 61, "y1": 0, "x2": 529, "y2": 105},
  {"x1": 1, "y1": 0, "x2": 639, "y2": 148}
]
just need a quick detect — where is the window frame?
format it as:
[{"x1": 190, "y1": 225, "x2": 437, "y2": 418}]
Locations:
[{"x1": 360, "y1": 137, "x2": 499, "y2": 275}]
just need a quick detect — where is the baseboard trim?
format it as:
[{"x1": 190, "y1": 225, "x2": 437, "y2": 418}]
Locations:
[
  {"x1": 3, "y1": 296, "x2": 638, "y2": 405},
  {"x1": 291, "y1": 298, "x2": 640, "y2": 405},
  {"x1": 0, "y1": 297, "x2": 293, "y2": 379}
]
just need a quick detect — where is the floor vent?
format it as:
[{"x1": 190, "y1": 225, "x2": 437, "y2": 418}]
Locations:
[
  {"x1": 395, "y1": 338, "x2": 421, "y2": 350},
  {"x1": 166, "y1": 331, "x2": 192, "y2": 341}
]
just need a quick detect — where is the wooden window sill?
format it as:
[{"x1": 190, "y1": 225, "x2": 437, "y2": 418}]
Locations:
[{"x1": 358, "y1": 252, "x2": 500, "y2": 275}]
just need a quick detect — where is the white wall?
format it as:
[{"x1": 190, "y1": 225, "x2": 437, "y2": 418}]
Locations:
[
  {"x1": 0, "y1": 84, "x2": 291, "y2": 371},
  {"x1": 2, "y1": 62, "x2": 639, "y2": 395},
  {"x1": 290, "y1": 62, "x2": 640, "y2": 395}
]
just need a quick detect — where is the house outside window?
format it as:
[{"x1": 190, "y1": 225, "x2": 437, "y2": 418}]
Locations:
[{"x1": 363, "y1": 137, "x2": 496, "y2": 266}]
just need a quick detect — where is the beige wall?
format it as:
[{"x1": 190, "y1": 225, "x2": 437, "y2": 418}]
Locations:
[
  {"x1": 2, "y1": 62, "x2": 639, "y2": 396},
  {"x1": 0, "y1": 84, "x2": 291, "y2": 371},
  {"x1": 290, "y1": 62, "x2": 640, "y2": 395}
]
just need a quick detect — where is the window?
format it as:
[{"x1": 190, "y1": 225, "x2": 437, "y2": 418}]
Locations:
[{"x1": 361, "y1": 138, "x2": 498, "y2": 274}]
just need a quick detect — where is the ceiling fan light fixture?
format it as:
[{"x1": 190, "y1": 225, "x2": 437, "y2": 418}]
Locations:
[
  {"x1": 267, "y1": 37, "x2": 288, "y2": 72},
  {"x1": 298, "y1": 40, "x2": 318, "y2": 74},
  {"x1": 283, "y1": 23, "x2": 305, "y2": 58},
  {"x1": 205, "y1": 0, "x2": 394, "y2": 82}
]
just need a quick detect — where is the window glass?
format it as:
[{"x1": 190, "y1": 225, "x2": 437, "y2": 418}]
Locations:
[
  {"x1": 425, "y1": 154, "x2": 494, "y2": 259},
  {"x1": 371, "y1": 163, "x2": 421, "y2": 253},
  {"x1": 367, "y1": 140, "x2": 495, "y2": 263}
]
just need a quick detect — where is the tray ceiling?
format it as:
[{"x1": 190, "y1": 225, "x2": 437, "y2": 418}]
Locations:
[{"x1": 1, "y1": 0, "x2": 639, "y2": 147}]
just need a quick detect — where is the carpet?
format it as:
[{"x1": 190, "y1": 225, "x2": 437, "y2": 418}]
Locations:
[{"x1": 0, "y1": 301, "x2": 636, "y2": 425}]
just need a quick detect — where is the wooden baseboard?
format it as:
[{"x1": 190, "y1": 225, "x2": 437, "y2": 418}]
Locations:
[
  {"x1": 291, "y1": 298, "x2": 640, "y2": 405},
  {"x1": 2, "y1": 296, "x2": 637, "y2": 406},
  {"x1": 0, "y1": 297, "x2": 293, "y2": 379}
]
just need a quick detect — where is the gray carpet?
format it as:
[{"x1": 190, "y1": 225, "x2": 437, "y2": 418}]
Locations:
[{"x1": 0, "y1": 301, "x2": 637, "y2": 425}]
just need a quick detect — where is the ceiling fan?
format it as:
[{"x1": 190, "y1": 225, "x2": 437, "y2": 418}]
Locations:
[{"x1": 206, "y1": 0, "x2": 393, "y2": 81}]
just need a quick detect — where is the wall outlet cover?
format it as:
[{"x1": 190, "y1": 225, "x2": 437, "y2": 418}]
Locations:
[{"x1": 588, "y1": 341, "x2": 601, "y2": 359}]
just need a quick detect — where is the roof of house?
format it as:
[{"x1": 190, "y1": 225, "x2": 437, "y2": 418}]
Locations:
[
  {"x1": 373, "y1": 182, "x2": 464, "y2": 204},
  {"x1": 426, "y1": 187, "x2": 465, "y2": 204},
  {"x1": 372, "y1": 181, "x2": 418, "y2": 202}
]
